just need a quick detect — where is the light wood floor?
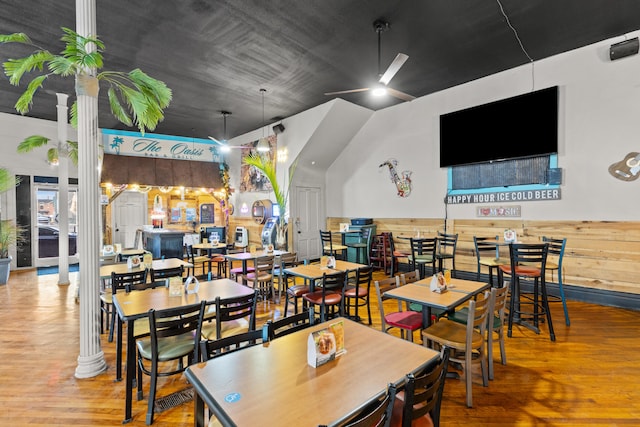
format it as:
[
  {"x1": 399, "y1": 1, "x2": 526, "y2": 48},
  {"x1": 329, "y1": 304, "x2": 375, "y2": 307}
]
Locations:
[{"x1": 1, "y1": 268, "x2": 639, "y2": 426}]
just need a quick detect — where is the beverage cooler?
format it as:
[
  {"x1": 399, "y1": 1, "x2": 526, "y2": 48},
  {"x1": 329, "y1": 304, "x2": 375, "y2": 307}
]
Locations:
[{"x1": 344, "y1": 218, "x2": 376, "y2": 264}]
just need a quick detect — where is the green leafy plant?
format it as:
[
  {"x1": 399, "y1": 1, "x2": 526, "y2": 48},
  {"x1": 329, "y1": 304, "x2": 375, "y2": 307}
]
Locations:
[
  {"x1": 1, "y1": 28, "x2": 172, "y2": 162},
  {"x1": 243, "y1": 152, "x2": 296, "y2": 229}
]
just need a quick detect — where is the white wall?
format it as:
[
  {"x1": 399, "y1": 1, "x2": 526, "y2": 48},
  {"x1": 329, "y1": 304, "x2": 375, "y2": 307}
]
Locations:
[{"x1": 327, "y1": 30, "x2": 640, "y2": 221}]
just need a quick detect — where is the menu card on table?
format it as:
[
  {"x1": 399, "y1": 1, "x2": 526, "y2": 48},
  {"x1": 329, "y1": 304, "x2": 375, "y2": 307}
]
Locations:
[{"x1": 307, "y1": 320, "x2": 345, "y2": 368}]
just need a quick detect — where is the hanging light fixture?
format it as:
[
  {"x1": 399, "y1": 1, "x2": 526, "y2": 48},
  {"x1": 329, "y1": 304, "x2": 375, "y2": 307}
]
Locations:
[
  {"x1": 219, "y1": 111, "x2": 231, "y2": 153},
  {"x1": 256, "y1": 88, "x2": 270, "y2": 152}
]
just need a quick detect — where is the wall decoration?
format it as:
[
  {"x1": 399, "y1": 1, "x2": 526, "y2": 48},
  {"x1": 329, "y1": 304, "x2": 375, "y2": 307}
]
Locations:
[
  {"x1": 185, "y1": 207, "x2": 196, "y2": 222},
  {"x1": 446, "y1": 188, "x2": 561, "y2": 204},
  {"x1": 200, "y1": 203, "x2": 215, "y2": 223},
  {"x1": 476, "y1": 206, "x2": 521, "y2": 217},
  {"x1": 239, "y1": 135, "x2": 276, "y2": 192},
  {"x1": 609, "y1": 152, "x2": 640, "y2": 181},
  {"x1": 379, "y1": 158, "x2": 412, "y2": 197},
  {"x1": 170, "y1": 207, "x2": 182, "y2": 222}
]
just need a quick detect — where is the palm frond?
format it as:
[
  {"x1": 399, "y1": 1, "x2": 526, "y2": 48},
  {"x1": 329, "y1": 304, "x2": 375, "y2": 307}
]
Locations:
[
  {"x1": 66, "y1": 141, "x2": 78, "y2": 166},
  {"x1": 0, "y1": 168, "x2": 18, "y2": 194},
  {"x1": 48, "y1": 55, "x2": 77, "y2": 77},
  {"x1": 15, "y1": 75, "x2": 47, "y2": 114},
  {"x1": 70, "y1": 101, "x2": 78, "y2": 128},
  {"x1": 107, "y1": 87, "x2": 133, "y2": 126},
  {"x1": 0, "y1": 33, "x2": 32, "y2": 44},
  {"x1": 60, "y1": 27, "x2": 104, "y2": 69},
  {"x1": 128, "y1": 69, "x2": 172, "y2": 108},
  {"x1": 3, "y1": 51, "x2": 53, "y2": 85},
  {"x1": 243, "y1": 153, "x2": 286, "y2": 212},
  {"x1": 17, "y1": 135, "x2": 50, "y2": 153}
]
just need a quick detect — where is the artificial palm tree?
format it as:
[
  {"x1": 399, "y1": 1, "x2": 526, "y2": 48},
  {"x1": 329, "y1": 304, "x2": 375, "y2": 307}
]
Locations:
[
  {"x1": 243, "y1": 152, "x2": 296, "y2": 249},
  {"x1": 0, "y1": 167, "x2": 22, "y2": 284},
  {"x1": 0, "y1": 27, "x2": 172, "y2": 158}
]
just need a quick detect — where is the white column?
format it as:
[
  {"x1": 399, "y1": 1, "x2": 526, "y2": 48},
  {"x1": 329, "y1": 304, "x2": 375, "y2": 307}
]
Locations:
[
  {"x1": 56, "y1": 93, "x2": 70, "y2": 286},
  {"x1": 74, "y1": 0, "x2": 107, "y2": 378}
]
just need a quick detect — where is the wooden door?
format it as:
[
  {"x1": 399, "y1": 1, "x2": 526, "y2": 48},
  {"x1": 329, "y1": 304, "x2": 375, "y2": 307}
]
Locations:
[
  {"x1": 293, "y1": 186, "x2": 322, "y2": 261},
  {"x1": 112, "y1": 191, "x2": 146, "y2": 248}
]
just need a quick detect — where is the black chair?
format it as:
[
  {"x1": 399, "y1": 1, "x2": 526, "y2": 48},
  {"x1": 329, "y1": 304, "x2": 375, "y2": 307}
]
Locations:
[
  {"x1": 334, "y1": 383, "x2": 397, "y2": 427},
  {"x1": 542, "y1": 236, "x2": 570, "y2": 326},
  {"x1": 136, "y1": 300, "x2": 206, "y2": 425},
  {"x1": 408, "y1": 237, "x2": 437, "y2": 279},
  {"x1": 104, "y1": 269, "x2": 148, "y2": 342},
  {"x1": 273, "y1": 252, "x2": 299, "y2": 305},
  {"x1": 389, "y1": 234, "x2": 410, "y2": 277},
  {"x1": 343, "y1": 265, "x2": 374, "y2": 325},
  {"x1": 185, "y1": 244, "x2": 210, "y2": 278},
  {"x1": 394, "y1": 347, "x2": 450, "y2": 427},
  {"x1": 149, "y1": 265, "x2": 184, "y2": 287},
  {"x1": 201, "y1": 290, "x2": 258, "y2": 341},
  {"x1": 200, "y1": 325, "x2": 270, "y2": 361},
  {"x1": 498, "y1": 243, "x2": 555, "y2": 341},
  {"x1": 303, "y1": 271, "x2": 346, "y2": 322},
  {"x1": 267, "y1": 308, "x2": 315, "y2": 340},
  {"x1": 320, "y1": 230, "x2": 347, "y2": 260},
  {"x1": 435, "y1": 232, "x2": 458, "y2": 277}
]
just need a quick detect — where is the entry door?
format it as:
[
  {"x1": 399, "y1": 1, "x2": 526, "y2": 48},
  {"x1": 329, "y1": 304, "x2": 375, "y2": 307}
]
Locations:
[
  {"x1": 112, "y1": 191, "x2": 146, "y2": 248},
  {"x1": 34, "y1": 185, "x2": 79, "y2": 266},
  {"x1": 293, "y1": 186, "x2": 322, "y2": 261}
]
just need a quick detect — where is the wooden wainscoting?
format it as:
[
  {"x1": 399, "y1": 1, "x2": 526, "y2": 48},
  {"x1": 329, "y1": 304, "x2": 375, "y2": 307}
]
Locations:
[{"x1": 327, "y1": 217, "x2": 640, "y2": 297}]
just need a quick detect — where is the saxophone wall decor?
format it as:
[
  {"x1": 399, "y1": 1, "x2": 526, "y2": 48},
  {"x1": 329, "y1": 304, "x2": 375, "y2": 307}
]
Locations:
[{"x1": 379, "y1": 159, "x2": 412, "y2": 197}]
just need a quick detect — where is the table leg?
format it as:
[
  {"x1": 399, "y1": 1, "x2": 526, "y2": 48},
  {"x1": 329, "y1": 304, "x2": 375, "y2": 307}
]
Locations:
[
  {"x1": 115, "y1": 315, "x2": 123, "y2": 381},
  {"x1": 241, "y1": 260, "x2": 248, "y2": 285},
  {"x1": 123, "y1": 319, "x2": 135, "y2": 423},
  {"x1": 194, "y1": 392, "x2": 205, "y2": 427}
]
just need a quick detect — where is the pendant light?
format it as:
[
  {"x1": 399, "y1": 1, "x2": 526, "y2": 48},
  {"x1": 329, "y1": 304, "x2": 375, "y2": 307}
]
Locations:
[
  {"x1": 219, "y1": 111, "x2": 231, "y2": 153},
  {"x1": 256, "y1": 88, "x2": 270, "y2": 152}
]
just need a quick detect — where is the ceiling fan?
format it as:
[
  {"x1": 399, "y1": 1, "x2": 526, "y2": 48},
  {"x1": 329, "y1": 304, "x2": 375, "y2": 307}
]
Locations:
[{"x1": 325, "y1": 19, "x2": 416, "y2": 102}]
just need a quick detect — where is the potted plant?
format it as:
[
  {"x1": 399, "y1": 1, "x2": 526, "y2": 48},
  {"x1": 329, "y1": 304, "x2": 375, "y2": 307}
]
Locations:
[
  {"x1": 243, "y1": 152, "x2": 296, "y2": 250},
  {"x1": 0, "y1": 167, "x2": 22, "y2": 284}
]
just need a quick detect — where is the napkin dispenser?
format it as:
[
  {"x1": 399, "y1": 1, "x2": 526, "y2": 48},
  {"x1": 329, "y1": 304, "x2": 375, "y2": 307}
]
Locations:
[{"x1": 430, "y1": 272, "x2": 447, "y2": 293}]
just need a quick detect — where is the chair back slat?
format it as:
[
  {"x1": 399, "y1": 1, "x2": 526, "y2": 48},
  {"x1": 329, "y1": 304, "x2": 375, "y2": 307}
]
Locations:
[
  {"x1": 111, "y1": 270, "x2": 148, "y2": 294},
  {"x1": 339, "y1": 383, "x2": 397, "y2": 427},
  {"x1": 267, "y1": 308, "x2": 315, "y2": 340},
  {"x1": 200, "y1": 326, "x2": 268, "y2": 361},
  {"x1": 148, "y1": 300, "x2": 205, "y2": 362}
]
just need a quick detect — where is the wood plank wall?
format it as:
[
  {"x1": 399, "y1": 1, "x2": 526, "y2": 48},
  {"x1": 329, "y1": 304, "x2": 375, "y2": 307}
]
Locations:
[{"x1": 327, "y1": 217, "x2": 640, "y2": 296}]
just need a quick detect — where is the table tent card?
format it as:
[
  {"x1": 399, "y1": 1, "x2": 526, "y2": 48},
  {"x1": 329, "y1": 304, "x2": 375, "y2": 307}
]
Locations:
[
  {"x1": 307, "y1": 320, "x2": 346, "y2": 368},
  {"x1": 168, "y1": 276, "x2": 183, "y2": 296},
  {"x1": 504, "y1": 229, "x2": 517, "y2": 243},
  {"x1": 430, "y1": 272, "x2": 448, "y2": 293},
  {"x1": 143, "y1": 252, "x2": 153, "y2": 269}
]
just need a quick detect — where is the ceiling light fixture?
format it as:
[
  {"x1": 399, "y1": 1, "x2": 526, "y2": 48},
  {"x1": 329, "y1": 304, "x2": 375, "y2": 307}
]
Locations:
[
  {"x1": 256, "y1": 88, "x2": 270, "y2": 152},
  {"x1": 372, "y1": 84, "x2": 388, "y2": 97}
]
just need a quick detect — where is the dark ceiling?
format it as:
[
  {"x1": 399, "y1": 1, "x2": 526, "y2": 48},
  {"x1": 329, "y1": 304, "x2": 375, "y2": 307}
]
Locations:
[{"x1": 1, "y1": 1, "x2": 639, "y2": 141}]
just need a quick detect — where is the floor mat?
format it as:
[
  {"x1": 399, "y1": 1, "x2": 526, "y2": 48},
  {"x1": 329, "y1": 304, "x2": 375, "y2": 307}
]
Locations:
[
  {"x1": 36, "y1": 264, "x2": 80, "y2": 276},
  {"x1": 154, "y1": 387, "x2": 194, "y2": 413}
]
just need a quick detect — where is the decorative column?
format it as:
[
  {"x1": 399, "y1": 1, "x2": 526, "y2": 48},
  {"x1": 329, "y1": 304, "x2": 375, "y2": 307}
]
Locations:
[
  {"x1": 56, "y1": 93, "x2": 70, "y2": 286},
  {"x1": 74, "y1": 0, "x2": 107, "y2": 378}
]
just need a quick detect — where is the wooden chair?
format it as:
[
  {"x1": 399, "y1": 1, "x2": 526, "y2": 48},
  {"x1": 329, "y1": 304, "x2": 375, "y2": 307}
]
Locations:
[
  {"x1": 498, "y1": 243, "x2": 555, "y2": 341},
  {"x1": 370, "y1": 232, "x2": 392, "y2": 275},
  {"x1": 185, "y1": 244, "x2": 210, "y2": 278},
  {"x1": 303, "y1": 271, "x2": 346, "y2": 322},
  {"x1": 200, "y1": 325, "x2": 269, "y2": 361},
  {"x1": 336, "y1": 383, "x2": 397, "y2": 427},
  {"x1": 391, "y1": 346, "x2": 450, "y2": 427},
  {"x1": 272, "y1": 252, "x2": 299, "y2": 304},
  {"x1": 284, "y1": 259, "x2": 311, "y2": 316},
  {"x1": 435, "y1": 232, "x2": 458, "y2": 277},
  {"x1": 201, "y1": 290, "x2": 258, "y2": 341},
  {"x1": 266, "y1": 308, "x2": 315, "y2": 340},
  {"x1": 242, "y1": 255, "x2": 275, "y2": 303},
  {"x1": 373, "y1": 276, "x2": 423, "y2": 342},
  {"x1": 408, "y1": 238, "x2": 437, "y2": 279},
  {"x1": 320, "y1": 230, "x2": 347, "y2": 260},
  {"x1": 474, "y1": 236, "x2": 509, "y2": 287},
  {"x1": 135, "y1": 300, "x2": 206, "y2": 425},
  {"x1": 421, "y1": 295, "x2": 490, "y2": 408},
  {"x1": 389, "y1": 235, "x2": 410, "y2": 277},
  {"x1": 447, "y1": 284, "x2": 508, "y2": 380},
  {"x1": 343, "y1": 265, "x2": 374, "y2": 325},
  {"x1": 542, "y1": 236, "x2": 570, "y2": 326}
]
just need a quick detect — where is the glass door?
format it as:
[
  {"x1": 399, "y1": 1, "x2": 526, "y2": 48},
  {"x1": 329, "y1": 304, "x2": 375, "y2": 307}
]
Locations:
[{"x1": 35, "y1": 185, "x2": 79, "y2": 266}]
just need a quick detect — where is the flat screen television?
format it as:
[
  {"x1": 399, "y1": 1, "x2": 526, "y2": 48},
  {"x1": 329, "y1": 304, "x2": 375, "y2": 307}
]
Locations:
[{"x1": 439, "y1": 86, "x2": 558, "y2": 167}]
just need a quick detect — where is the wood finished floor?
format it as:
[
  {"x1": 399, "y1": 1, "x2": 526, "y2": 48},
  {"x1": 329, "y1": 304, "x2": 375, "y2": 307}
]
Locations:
[{"x1": 0, "y1": 269, "x2": 639, "y2": 426}]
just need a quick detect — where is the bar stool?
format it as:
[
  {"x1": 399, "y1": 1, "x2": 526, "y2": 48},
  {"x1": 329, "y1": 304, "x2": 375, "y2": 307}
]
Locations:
[
  {"x1": 543, "y1": 236, "x2": 570, "y2": 326},
  {"x1": 498, "y1": 243, "x2": 555, "y2": 341}
]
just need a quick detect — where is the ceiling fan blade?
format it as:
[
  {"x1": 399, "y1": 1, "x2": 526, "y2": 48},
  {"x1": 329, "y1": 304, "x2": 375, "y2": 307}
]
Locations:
[
  {"x1": 324, "y1": 88, "x2": 370, "y2": 96},
  {"x1": 378, "y1": 53, "x2": 409, "y2": 85},
  {"x1": 208, "y1": 136, "x2": 224, "y2": 145},
  {"x1": 386, "y1": 87, "x2": 416, "y2": 102}
]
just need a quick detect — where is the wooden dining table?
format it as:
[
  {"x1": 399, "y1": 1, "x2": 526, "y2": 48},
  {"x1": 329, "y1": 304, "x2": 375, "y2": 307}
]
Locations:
[
  {"x1": 224, "y1": 249, "x2": 288, "y2": 284},
  {"x1": 185, "y1": 317, "x2": 439, "y2": 427},
  {"x1": 99, "y1": 257, "x2": 193, "y2": 279},
  {"x1": 283, "y1": 260, "x2": 366, "y2": 291},
  {"x1": 384, "y1": 277, "x2": 490, "y2": 326},
  {"x1": 112, "y1": 278, "x2": 254, "y2": 423},
  {"x1": 192, "y1": 242, "x2": 227, "y2": 256}
]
